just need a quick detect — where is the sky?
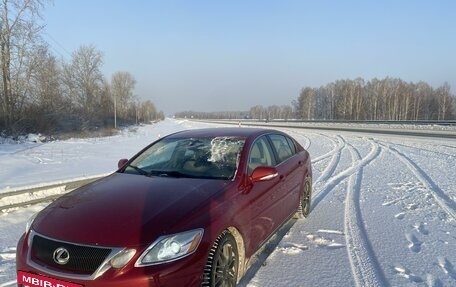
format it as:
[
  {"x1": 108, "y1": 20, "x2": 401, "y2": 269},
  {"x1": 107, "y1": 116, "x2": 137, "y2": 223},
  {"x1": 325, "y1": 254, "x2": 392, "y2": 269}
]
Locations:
[{"x1": 42, "y1": 0, "x2": 456, "y2": 115}]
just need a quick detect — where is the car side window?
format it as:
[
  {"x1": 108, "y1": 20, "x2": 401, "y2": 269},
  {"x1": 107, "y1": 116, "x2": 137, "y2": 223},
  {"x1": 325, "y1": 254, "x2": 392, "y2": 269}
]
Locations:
[
  {"x1": 269, "y1": 134, "x2": 294, "y2": 163},
  {"x1": 285, "y1": 137, "x2": 296, "y2": 154},
  {"x1": 248, "y1": 136, "x2": 274, "y2": 174}
]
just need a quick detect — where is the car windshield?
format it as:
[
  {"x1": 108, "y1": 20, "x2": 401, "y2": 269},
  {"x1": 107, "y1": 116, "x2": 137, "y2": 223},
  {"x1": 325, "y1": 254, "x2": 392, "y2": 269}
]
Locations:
[{"x1": 123, "y1": 136, "x2": 245, "y2": 180}]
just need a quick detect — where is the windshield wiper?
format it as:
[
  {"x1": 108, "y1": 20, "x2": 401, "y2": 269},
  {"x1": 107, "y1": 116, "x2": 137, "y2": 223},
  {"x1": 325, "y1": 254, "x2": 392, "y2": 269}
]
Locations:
[
  {"x1": 147, "y1": 170, "x2": 195, "y2": 178},
  {"x1": 126, "y1": 164, "x2": 149, "y2": 176}
]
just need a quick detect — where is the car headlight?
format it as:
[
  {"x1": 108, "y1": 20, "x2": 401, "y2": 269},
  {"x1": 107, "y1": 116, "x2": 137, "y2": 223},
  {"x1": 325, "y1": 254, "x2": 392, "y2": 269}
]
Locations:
[{"x1": 135, "y1": 229, "x2": 203, "y2": 266}]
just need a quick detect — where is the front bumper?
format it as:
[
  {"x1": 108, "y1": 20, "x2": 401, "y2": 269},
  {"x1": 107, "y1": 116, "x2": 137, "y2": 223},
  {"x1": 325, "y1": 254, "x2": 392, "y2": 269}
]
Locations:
[{"x1": 16, "y1": 233, "x2": 206, "y2": 287}]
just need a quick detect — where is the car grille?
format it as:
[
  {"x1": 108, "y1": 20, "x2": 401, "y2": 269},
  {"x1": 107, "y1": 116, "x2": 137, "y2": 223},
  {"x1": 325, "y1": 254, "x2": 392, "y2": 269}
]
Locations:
[{"x1": 31, "y1": 234, "x2": 112, "y2": 275}]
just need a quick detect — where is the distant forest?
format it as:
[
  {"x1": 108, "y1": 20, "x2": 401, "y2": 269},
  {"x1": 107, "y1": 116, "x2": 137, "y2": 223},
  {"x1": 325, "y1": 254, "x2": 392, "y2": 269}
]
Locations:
[
  {"x1": 0, "y1": 0, "x2": 163, "y2": 136},
  {"x1": 177, "y1": 78, "x2": 456, "y2": 121}
]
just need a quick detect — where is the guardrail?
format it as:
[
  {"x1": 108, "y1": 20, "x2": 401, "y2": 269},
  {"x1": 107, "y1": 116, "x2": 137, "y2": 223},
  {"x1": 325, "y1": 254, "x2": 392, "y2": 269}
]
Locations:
[
  {"x1": 199, "y1": 120, "x2": 456, "y2": 139},
  {"x1": 269, "y1": 119, "x2": 456, "y2": 126},
  {"x1": 0, "y1": 175, "x2": 107, "y2": 212},
  {"x1": 190, "y1": 119, "x2": 456, "y2": 126}
]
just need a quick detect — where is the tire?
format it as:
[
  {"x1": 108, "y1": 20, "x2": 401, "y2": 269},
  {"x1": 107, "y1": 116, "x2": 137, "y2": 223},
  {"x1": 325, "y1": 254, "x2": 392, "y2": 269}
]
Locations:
[
  {"x1": 202, "y1": 231, "x2": 239, "y2": 287},
  {"x1": 295, "y1": 179, "x2": 312, "y2": 219}
]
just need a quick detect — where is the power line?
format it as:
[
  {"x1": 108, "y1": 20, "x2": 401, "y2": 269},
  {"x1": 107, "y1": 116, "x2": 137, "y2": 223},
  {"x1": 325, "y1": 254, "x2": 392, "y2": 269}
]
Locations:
[{"x1": 43, "y1": 31, "x2": 72, "y2": 59}]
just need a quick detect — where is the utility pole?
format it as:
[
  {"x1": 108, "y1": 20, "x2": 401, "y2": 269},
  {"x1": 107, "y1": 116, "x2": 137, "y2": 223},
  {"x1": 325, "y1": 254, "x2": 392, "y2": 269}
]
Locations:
[{"x1": 114, "y1": 94, "x2": 117, "y2": 129}]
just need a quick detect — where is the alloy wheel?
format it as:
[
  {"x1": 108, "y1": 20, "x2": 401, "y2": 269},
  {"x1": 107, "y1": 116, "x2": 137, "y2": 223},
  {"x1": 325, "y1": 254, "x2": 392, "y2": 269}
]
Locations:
[{"x1": 202, "y1": 232, "x2": 238, "y2": 287}]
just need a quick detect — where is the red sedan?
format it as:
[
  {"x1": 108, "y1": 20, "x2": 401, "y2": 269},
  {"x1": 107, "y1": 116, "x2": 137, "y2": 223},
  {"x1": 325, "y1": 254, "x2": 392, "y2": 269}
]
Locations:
[{"x1": 17, "y1": 127, "x2": 312, "y2": 287}]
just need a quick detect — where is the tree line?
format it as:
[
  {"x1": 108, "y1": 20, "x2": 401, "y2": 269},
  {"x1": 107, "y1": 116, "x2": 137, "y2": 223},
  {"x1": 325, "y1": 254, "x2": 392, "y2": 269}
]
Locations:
[
  {"x1": 295, "y1": 78, "x2": 455, "y2": 121},
  {"x1": 178, "y1": 78, "x2": 455, "y2": 121},
  {"x1": 0, "y1": 0, "x2": 162, "y2": 136},
  {"x1": 176, "y1": 104, "x2": 293, "y2": 121}
]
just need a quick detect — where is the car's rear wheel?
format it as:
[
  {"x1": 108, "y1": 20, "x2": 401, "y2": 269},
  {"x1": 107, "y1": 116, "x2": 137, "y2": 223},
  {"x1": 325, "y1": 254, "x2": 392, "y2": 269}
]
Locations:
[
  {"x1": 295, "y1": 179, "x2": 312, "y2": 219},
  {"x1": 202, "y1": 231, "x2": 239, "y2": 287}
]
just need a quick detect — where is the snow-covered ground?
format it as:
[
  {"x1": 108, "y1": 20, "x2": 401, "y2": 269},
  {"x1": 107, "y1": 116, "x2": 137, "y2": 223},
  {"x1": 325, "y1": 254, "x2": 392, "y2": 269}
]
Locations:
[{"x1": 1, "y1": 119, "x2": 455, "y2": 286}]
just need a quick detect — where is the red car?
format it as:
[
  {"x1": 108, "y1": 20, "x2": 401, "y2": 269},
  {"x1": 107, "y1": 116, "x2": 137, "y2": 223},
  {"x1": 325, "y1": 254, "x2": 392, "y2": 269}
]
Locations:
[{"x1": 17, "y1": 127, "x2": 312, "y2": 287}]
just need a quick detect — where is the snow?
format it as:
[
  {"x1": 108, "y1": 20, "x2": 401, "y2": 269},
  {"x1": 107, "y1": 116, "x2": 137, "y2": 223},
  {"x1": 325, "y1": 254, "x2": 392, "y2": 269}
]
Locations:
[
  {"x1": 1, "y1": 118, "x2": 456, "y2": 286},
  {"x1": 0, "y1": 120, "x2": 192, "y2": 192}
]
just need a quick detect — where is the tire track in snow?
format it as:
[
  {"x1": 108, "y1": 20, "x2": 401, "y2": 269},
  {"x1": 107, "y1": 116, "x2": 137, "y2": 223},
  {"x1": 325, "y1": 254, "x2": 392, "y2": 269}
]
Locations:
[
  {"x1": 0, "y1": 143, "x2": 45, "y2": 157},
  {"x1": 378, "y1": 140, "x2": 455, "y2": 160},
  {"x1": 439, "y1": 143, "x2": 456, "y2": 151},
  {"x1": 344, "y1": 142, "x2": 388, "y2": 287},
  {"x1": 284, "y1": 129, "x2": 312, "y2": 150},
  {"x1": 312, "y1": 138, "x2": 381, "y2": 209},
  {"x1": 380, "y1": 143, "x2": 456, "y2": 222},
  {"x1": 310, "y1": 133, "x2": 340, "y2": 165},
  {"x1": 287, "y1": 129, "x2": 335, "y2": 164},
  {"x1": 313, "y1": 135, "x2": 346, "y2": 186}
]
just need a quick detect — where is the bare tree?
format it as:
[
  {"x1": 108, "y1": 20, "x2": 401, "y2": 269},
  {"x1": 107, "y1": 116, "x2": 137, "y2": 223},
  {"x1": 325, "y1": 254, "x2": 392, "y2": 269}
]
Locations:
[
  {"x1": 334, "y1": 80, "x2": 350, "y2": 119},
  {"x1": 138, "y1": 100, "x2": 157, "y2": 123},
  {"x1": 249, "y1": 105, "x2": 266, "y2": 120},
  {"x1": 62, "y1": 44, "x2": 104, "y2": 127},
  {"x1": 111, "y1": 71, "x2": 136, "y2": 127},
  {"x1": 297, "y1": 87, "x2": 316, "y2": 119},
  {"x1": 266, "y1": 105, "x2": 280, "y2": 120},
  {"x1": 0, "y1": 0, "x2": 47, "y2": 131},
  {"x1": 280, "y1": 105, "x2": 293, "y2": 120},
  {"x1": 29, "y1": 46, "x2": 61, "y2": 109},
  {"x1": 436, "y1": 82, "x2": 453, "y2": 120},
  {"x1": 0, "y1": 2, "x2": 161, "y2": 135},
  {"x1": 293, "y1": 77, "x2": 455, "y2": 121},
  {"x1": 23, "y1": 45, "x2": 65, "y2": 131},
  {"x1": 365, "y1": 78, "x2": 381, "y2": 120},
  {"x1": 413, "y1": 81, "x2": 430, "y2": 120},
  {"x1": 98, "y1": 81, "x2": 113, "y2": 124}
]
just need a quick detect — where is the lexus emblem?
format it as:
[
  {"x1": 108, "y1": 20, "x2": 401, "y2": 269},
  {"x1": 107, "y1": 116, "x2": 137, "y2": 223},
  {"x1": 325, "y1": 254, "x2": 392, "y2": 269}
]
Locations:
[{"x1": 53, "y1": 247, "x2": 70, "y2": 265}]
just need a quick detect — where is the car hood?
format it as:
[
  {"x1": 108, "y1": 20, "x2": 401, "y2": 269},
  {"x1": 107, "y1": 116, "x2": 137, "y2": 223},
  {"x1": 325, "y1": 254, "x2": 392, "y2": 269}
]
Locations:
[{"x1": 32, "y1": 173, "x2": 230, "y2": 246}]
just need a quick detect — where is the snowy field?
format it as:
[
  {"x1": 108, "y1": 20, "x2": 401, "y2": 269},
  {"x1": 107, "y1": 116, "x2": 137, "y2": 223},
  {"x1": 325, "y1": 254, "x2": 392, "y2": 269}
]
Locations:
[{"x1": 1, "y1": 119, "x2": 456, "y2": 286}]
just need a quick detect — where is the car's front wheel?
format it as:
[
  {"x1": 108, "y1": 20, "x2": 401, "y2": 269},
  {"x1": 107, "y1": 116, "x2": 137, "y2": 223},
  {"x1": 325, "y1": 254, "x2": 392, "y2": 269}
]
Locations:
[
  {"x1": 202, "y1": 231, "x2": 239, "y2": 287},
  {"x1": 296, "y1": 179, "x2": 312, "y2": 219}
]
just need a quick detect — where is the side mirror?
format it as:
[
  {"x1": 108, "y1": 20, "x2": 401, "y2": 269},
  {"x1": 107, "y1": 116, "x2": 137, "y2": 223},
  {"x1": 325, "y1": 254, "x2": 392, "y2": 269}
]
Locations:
[
  {"x1": 250, "y1": 166, "x2": 278, "y2": 182},
  {"x1": 118, "y1": 158, "x2": 129, "y2": 169}
]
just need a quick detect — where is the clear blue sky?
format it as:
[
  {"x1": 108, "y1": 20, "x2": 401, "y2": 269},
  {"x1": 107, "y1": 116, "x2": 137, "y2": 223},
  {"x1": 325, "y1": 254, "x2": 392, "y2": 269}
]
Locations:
[{"x1": 43, "y1": 0, "x2": 456, "y2": 115}]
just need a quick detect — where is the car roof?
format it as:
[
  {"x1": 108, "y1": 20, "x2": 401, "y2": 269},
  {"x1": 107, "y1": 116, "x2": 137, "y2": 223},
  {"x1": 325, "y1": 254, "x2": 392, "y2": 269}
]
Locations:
[{"x1": 167, "y1": 127, "x2": 279, "y2": 140}]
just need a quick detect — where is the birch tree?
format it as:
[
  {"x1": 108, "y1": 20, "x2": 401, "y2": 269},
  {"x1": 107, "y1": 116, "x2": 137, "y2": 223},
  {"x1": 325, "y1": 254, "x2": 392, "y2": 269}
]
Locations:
[{"x1": 436, "y1": 82, "x2": 453, "y2": 120}]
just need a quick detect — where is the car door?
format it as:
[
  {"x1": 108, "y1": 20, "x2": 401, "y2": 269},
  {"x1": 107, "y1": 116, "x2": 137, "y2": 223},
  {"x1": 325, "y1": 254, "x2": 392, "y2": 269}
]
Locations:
[
  {"x1": 243, "y1": 135, "x2": 281, "y2": 251},
  {"x1": 267, "y1": 134, "x2": 303, "y2": 223}
]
